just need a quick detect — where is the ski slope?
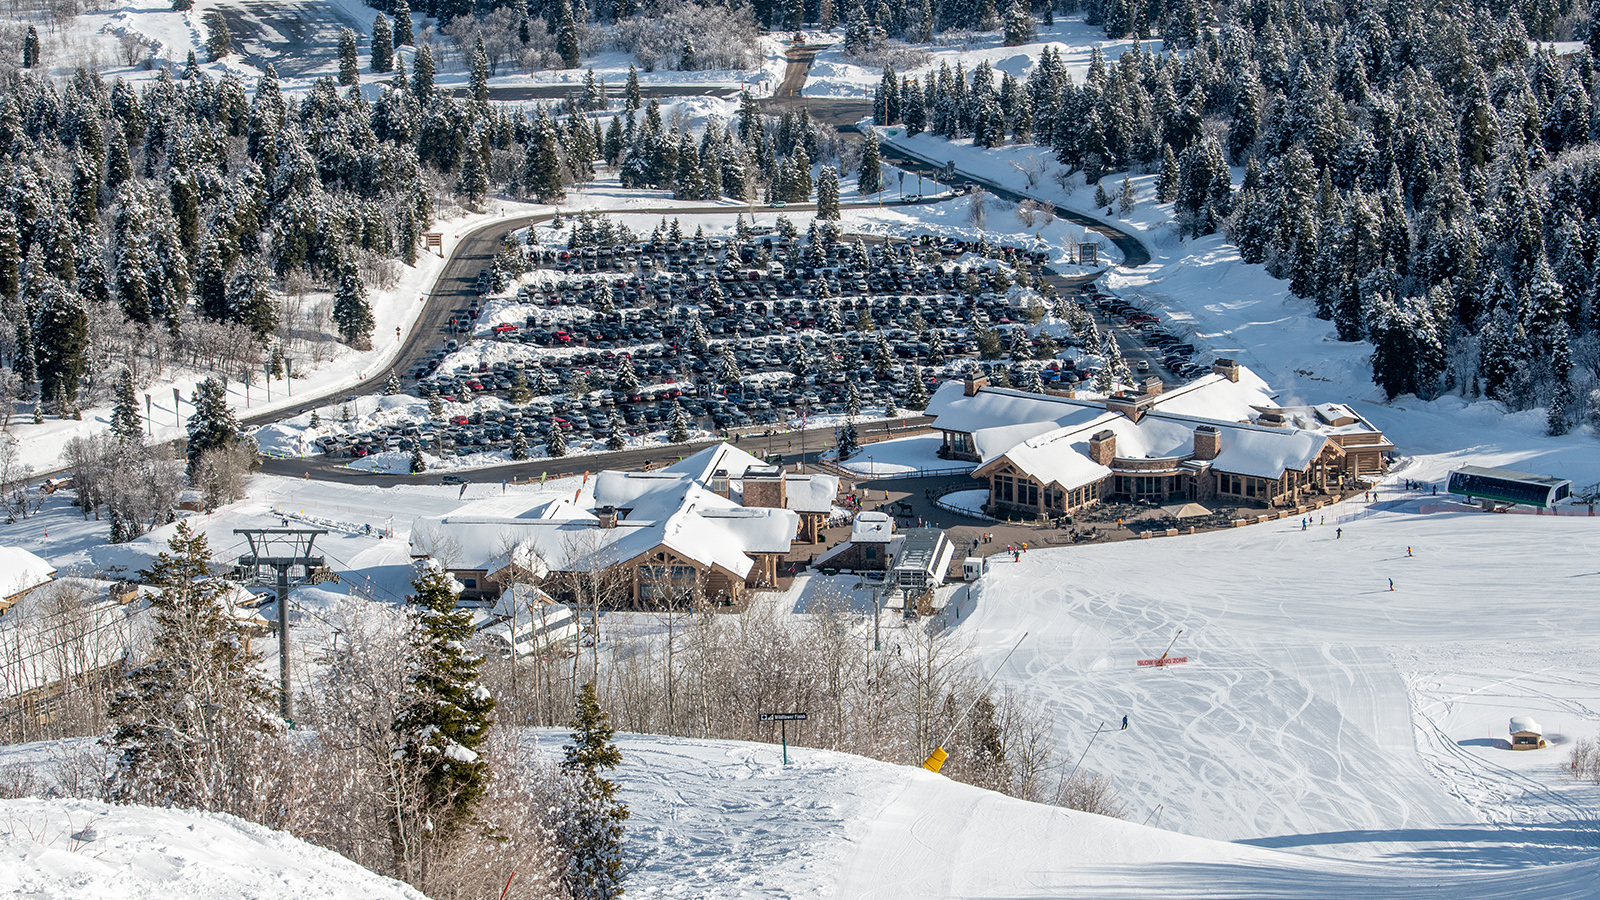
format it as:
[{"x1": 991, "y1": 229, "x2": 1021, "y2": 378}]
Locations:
[
  {"x1": 951, "y1": 490, "x2": 1600, "y2": 865},
  {"x1": 578, "y1": 733, "x2": 1600, "y2": 900}
]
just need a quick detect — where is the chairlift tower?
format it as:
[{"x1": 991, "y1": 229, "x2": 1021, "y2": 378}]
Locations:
[{"x1": 234, "y1": 528, "x2": 333, "y2": 720}]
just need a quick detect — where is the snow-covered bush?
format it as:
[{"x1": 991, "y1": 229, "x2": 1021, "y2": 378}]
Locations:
[{"x1": 612, "y1": 1, "x2": 760, "y2": 71}]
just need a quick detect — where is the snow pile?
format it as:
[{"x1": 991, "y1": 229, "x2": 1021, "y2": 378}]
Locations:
[{"x1": 0, "y1": 797, "x2": 427, "y2": 900}]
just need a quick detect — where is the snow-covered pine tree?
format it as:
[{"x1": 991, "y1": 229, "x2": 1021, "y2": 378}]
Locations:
[
  {"x1": 185, "y1": 376, "x2": 240, "y2": 474},
  {"x1": 906, "y1": 368, "x2": 929, "y2": 410},
  {"x1": 337, "y1": 28, "x2": 359, "y2": 86},
  {"x1": 837, "y1": 418, "x2": 860, "y2": 459},
  {"x1": 111, "y1": 367, "x2": 143, "y2": 445},
  {"x1": 555, "y1": 681, "x2": 629, "y2": 900},
  {"x1": 512, "y1": 428, "x2": 529, "y2": 460},
  {"x1": 410, "y1": 444, "x2": 427, "y2": 473},
  {"x1": 107, "y1": 521, "x2": 279, "y2": 813},
  {"x1": 546, "y1": 421, "x2": 568, "y2": 456},
  {"x1": 816, "y1": 166, "x2": 841, "y2": 220},
  {"x1": 392, "y1": 560, "x2": 496, "y2": 875},
  {"x1": 333, "y1": 267, "x2": 375, "y2": 347},
  {"x1": 858, "y1": 130, "x2": 883, "y2": 195},
  {"x1": 384, "y1": 372, "x2": 402, "y2": 395},
  {"x1": 371, "y1": 15, "x2": 392, "y2": 73},
  {"x1": 606, "y1": 410, "x2": 625, "y2": 450},
  {"x1": 392, "y1": 0, "x2": 413, "y2": 45},
  {"x1": 614, "y1": 355, "x2": 639, "y2": 394},
  {"x1": 668, "y1": 400, "x2": 689, "y2": 443}
]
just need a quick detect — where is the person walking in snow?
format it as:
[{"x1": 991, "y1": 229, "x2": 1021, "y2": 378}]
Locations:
[
  {"x1": 1121, "y1": 715, "x2": 1128, "y2": 730},
  {"x1": 1388, "y1": 578, "x2": 1394, "y2": 591},
  {"x1": 1336, "y1": 527, "x2": 1342, "y2": 539},
  {"x1": 1013, "y1": 549, "x2": 1020, "y2": 562}
]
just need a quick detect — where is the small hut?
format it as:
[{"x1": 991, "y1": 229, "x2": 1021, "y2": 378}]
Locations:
[{"x1": 1509, "y1": 716, "x2": 1546, "y2": 750}]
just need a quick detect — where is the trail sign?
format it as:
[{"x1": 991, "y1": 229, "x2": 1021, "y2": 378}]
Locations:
[
  {"x1": 1136, "y1": 656, "x2": 1189, "y2": 667},
  {"x1": 760, "y1": 712, "x2": 807, "y2": 764}
]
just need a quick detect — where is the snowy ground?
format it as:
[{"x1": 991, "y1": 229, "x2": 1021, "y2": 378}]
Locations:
[
  {"x1": 953, "y1": 487, "x2": 1600, "y2": 863},
  {"x1": 830, "y1": 433, "x2": 971, "y2": 476},
  {"x1": 0, "y1": 796, "x2": 426, "y2": 900}
]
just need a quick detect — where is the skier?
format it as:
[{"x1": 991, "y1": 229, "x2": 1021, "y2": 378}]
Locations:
[
  {"x1": 1336, "y1": 527, "x2": 1342, "y2": 539},
  {"x1": 1407, "y1": 546, "x2": 1412, "y2": 557},
  {"x1": 1388, "y1": 578, "x2": 1394, "y2": 591},
  {"x1": 1012, "y1": 549, "x2": 1020, "y2": 563},
  {"x1": 1121, "y1": 715, "x2": 1128, "y2": 730}
]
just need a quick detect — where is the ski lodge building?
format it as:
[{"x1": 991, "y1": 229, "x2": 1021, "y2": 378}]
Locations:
[
  {"x1": 409, "y1": 443, "x2": 838, "y2": 606},
  {"x1": 0, "y1": 546, "x2": 56, "y2": 616},
  {"x1": 926, "y1": 360, "x2": 1391, "y2": 518}
]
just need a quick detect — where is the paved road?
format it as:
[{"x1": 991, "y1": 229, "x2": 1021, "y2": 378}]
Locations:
[
  {"x1": 261, "y1": 417, "x2": 933, "y2": 485},
  {"x1": 469, "y1": 84, "x2": 742, "y2": 102}
]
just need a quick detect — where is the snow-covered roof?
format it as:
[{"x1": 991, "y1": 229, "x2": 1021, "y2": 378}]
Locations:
[
  {"x1": 1509, "y1": 715, "x2": 1542, "y2": 735},
  {"x1": 412, "y1": 446, "x2": 803, "y2": 583},
  {"x1": 852, "y1": 511, "x2": 894, "y2": 543},
  {"x1": 0, "y1": 546, "x2": 55, "y2": 600},
  {"x1": 783, "y1": 474, "x2": 839, "y2": 514}
]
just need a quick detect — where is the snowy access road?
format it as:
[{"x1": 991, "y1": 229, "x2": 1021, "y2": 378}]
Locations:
[
  {"x1": 956, "y1": 492, "x2": 1600, "y2": 863},
  {"x1": 213, "y1": 0, "x2": 372, "y2": 80}
]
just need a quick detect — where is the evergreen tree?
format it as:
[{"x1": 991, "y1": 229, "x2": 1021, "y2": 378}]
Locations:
[
  {"x1": 1117, "y1": 175, "x2": 1136, "y2": 216},
  {"x1": 1003, "y1": 2, "x2": 1034, "y2": 46},
  {"x1": 111, "y1": 367, "x2": 144, "y2": 445},
  {"x1": 22, "y1": 25, "x2": 39, "y2": 67},
  {"x1": 837, "y1": 418, "x2": 860, "y2": 458},
  {"x1": 0, "y1": 211, "x2": 20, "y2": 301},
  {"x1": 614, "y1": 354, "x2": 639, "y2": 394},
  {"x1": 371, "y1": 15, "x2": 393, "y2": 73},
  {"x1": 905, "y1": 368, "x2": 929, "y2": 410},
  {"x1": 668, "y1": 400, "x2": 690, "y2": 442},
  {"x1": 1093, "y1": 180, "x2": 1110, "y2": 210},
  {"x1": 203, "y1": 10, "x2": 231, "y2": 60},
  {"x1": 337, "y1": 27, "x2": 360, "y2": 85},
  {"x1": 816, "y1": 166, "x2": 841, "y2": 220},
  {"x1": 470, "y1": 36, "x2": 490, "y2": 103},
  {"x1": 412, "y1": 44, "x2": 435, "y2": 100},
  {"x1": 35, "y1": 285, "x2": 89, "y2": 407},
  {"x1": 557, "y1": 682, "x2": 629, "y2": 900},
  {"x1": 108, "y1": 522, "x2": 278, "y2": 812},
  {"x1": 392, "y1": 0, "x2": 413, "y2": 45},
  {"x1": 512, "y1": 430, "x2": 530, "y2": 460},
  {"x1": 858, "y1": 130, "x2": 883, "y2": 194},
  {"x1": 524, "y1": 121, "x2": 567, "y2": 203},
  {"x1": 546, "y1": 421, "x2": 568, "y2": 456},
  {"x1": 410, "y1": 444, "x2": 427, "y2": 473},
  {"x1": 185, "y1": 376, "x2": 240, "y2": 474},
  {"x1": 393, "y1": 561, "x2": 496, "y2": 851},
  {"x1": 13, "y1": 317, "x2": 36, "y2": 388},
  {"x1": 385, "y1": 372, "x2": 402, "y2": 395},
  {"x1": 606, "y1": 410, "x2": 626, "y2": 450},
  {"x1": 556, "y1": 0, "x2": 581, "y2": 69},
  {"x1": 333, "y1": 268, "x2": 374, "y2": 346}
]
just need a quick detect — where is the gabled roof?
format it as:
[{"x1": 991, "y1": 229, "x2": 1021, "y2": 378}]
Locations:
[{"x1": 0, "y1": 546, "x2": 55, "y2": 600}]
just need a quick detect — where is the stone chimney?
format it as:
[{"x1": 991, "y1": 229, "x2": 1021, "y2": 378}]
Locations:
[
  {"x1": 741, "y1": 465, "x2": 787, "y2": 509},
  {"x1": 1211, "y1": 358, "x2": 1240, "y2": 383},
  {"x1": 1142, "y1": 376, "x2": 1163, "y2": 395},
  {"x1": 1192, "y1": 425, "x2": 1221, "y2": 461},
  {"x1": 1106, "y1": 392, "x2": 1147, "y2": 423},
  {"x1": 596, "y1": 505, "x2": 618, "y2": 528},
  {"x1": 964, "y1": 370, "x2": 989, "y2": 396},
  {"x1": 1088, "y1": 429, "x2": 1117, "y2": 466}
]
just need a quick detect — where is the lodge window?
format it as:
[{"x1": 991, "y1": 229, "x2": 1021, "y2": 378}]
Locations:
[{"x1": 866, "y1": 546, "x2": 877, "y2": 560}]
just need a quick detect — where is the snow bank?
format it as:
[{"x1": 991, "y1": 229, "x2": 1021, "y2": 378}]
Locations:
[{"x1": 0, "y1": 797, "x2": 427, "y2": 900}]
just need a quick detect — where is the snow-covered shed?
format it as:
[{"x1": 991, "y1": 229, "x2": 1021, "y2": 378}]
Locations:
[{"x1": 1509, "y1": 716, "x2": 1546, "y2": 750}]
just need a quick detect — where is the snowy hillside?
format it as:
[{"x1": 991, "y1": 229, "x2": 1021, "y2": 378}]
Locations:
[
  {"x1": 952, "y1": 490, "x2": 1600, "y2": 862},
  {"x1": 0, "y1": 797, "x2": 427, "y2": 900},
  {"x1": 573, "y1": 733, "x2": 1600, "y2": 899}
]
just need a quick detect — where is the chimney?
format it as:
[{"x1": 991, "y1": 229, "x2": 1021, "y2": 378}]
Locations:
[
  {"x1": 596, "y1": 505, "x2": 618, "y2": 528},
  {"x1": 1211, "y1": 358, "x2": 1240, "y2": 383},
  {"x1": 1255, "y1": 410, "x2": 1289, "y2": 428},
  {"x1": 741, "y1": 465, "x2": 787, "y2": 509},
  {"x1": 1192, "y1": 425, "x2": 1221, "y2": 461},
  {"x1": 1106, "y1": 392, "x2": 1147, "y2": 423},
  {"x1": 964, "y1": 370, "x2": 989, "y2": 396},
  {"x1": 710, "y1": 468, "x2": 731, "y2": 497},
  {"x1": 1088, "y1": 429, "x2": 1117, "y2": 466},
  {"x1": 1142, "y1": 376, "x2": 1163, "y2": 395}
]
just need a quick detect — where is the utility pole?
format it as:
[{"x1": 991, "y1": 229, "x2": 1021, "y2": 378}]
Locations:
[{"x1": 235, "y1": 528, "x2": 333, "y2": 721}]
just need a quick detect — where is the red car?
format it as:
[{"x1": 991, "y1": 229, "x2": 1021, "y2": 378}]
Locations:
[
  {"x1": 451, "y1": 415, "x2": 470, "y2": 426},
  {"x1": 492, "y1": 323, "x2": 518, "y2": 335}
]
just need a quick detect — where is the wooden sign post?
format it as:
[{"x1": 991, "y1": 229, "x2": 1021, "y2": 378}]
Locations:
[{"x1": 423, "y1": 232, "x2": 444, "y2": 257}]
